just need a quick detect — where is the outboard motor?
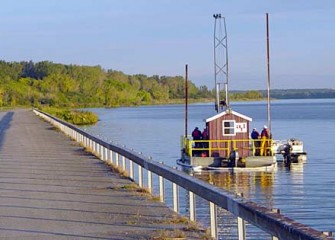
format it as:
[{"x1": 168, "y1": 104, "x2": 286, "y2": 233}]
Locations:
[
  {"x1": 228, "y1": 150, "x2": 239, "y2": 167},
  {"x1": 281, "y1": 143, "x2": 292, "y2": 166}
]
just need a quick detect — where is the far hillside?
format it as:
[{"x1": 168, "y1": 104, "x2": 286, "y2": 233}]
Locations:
[
  {"x1": 0, "y1": 60, "x2": 263, "y2": 108},
  {"x1": 0, "y1": 60, "x2": 210, "y2": 107},
  {"x1": 0, "y1": 60, "x2": 333, "y2": 108}
]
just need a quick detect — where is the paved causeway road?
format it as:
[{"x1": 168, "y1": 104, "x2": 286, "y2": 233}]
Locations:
[{"x1": 0, "y1": 109, "x2": 207, "y2": 240}]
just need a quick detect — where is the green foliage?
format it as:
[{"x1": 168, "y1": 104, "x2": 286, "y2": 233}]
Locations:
[
  {"x1": 0, "y1": 60, "x2": 193, "y2": 107},
  {"x1": 230, "y1": 90, "x2": 264, "y2": 101},
  {"x1": 41, "y1": 107, "x2": 98, "y2": 125},
  {"x1": 0, "y1": 60, "x2": 272, "y2": 109}
]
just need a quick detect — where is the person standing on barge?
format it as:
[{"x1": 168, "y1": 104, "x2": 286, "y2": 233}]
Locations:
[
  {"x1": 260, "y1": 125, "x2": 270, "y2": 156},
  {"x1": 251, "y1": 128, "x2": 260, "y2": 156}
]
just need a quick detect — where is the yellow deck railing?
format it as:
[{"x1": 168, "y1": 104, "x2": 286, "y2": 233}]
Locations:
[{"x1": 181, "y1": 136, "x2": 274, "y2": 158}]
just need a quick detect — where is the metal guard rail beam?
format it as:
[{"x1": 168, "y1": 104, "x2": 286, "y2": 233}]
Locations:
[{"x1": 33, "y1": 109, "x2": 332, "y2": 240}]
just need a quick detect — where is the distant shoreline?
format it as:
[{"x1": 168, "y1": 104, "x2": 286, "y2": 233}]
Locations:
[{"x1": 232, "y1": 88, "x2": 335, "y2": 100}]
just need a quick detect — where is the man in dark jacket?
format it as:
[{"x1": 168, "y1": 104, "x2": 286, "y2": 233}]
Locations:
[
  {"x1": 251, "y1": 128, "x2": 260, "y2": 156},
  {"x1": 192, "y1": 127, "x2": 202, "y2": 148}
]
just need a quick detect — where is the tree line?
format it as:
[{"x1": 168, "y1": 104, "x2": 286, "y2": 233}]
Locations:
[
  {"x1": 262, "y1": 89, "x2": 335, "y2": 99},
  {"x1": 0, "y1": 60, "x2": 265, "y2": 108}
]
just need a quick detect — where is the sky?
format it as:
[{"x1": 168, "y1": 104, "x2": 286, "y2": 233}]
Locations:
[{"x1": 1, "y1": 0, "x2": 335, "y2": 90}]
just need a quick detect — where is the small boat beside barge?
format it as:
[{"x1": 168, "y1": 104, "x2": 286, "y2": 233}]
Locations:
[{"x1": 273, "y1": 138, "x2": 307, "y2": 164}]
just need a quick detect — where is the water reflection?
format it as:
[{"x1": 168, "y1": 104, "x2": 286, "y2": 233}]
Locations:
[
  {"x1": 183, "y1": 171, "x2": 277, "y2": 239},
  {"x1": 195, "y1": 171, "x2": 274, "y2": 202},
  {"x1": 189, "y1": 168, "x2": 305, "y2": 239}
]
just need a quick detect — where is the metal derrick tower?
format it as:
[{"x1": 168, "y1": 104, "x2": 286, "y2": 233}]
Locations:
[{"x1": 213, "y1": 14, "x2": 229, "y2": 113}]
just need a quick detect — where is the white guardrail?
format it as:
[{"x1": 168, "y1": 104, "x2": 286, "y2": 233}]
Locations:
[{"x1": 33, "y1": 109, "x2": 333, "y2": 240}]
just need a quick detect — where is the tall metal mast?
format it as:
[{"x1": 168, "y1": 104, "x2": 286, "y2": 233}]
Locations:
[
  {"x1": 184, "y1": 64, "x2": 188, "y2": 137},
  {"x1": 213, "y1": 14, "x2": 229, "y2": 113},
  {"x1": 266, "y1": 13, "x2": 271, "y2": 134}
]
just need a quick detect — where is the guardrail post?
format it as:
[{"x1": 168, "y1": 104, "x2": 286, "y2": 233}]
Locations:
[
  {"x1": 96, "y1": 143, "x2": 100, "y2": 157},
  {"x1": 122, "y1": 156, "x2": 126, "y2": 171},
  {"x1": 109, "y1": 150, "x2": 113, "y2": 164},
  {"x1": 100, "y1": 146, "x2": 104, "y2": 161},
  {"x1": 172, "y1": 167, "x2": 179, "y2": 213},
  {"x1": 189, "y1": 191, "x2": 196, "y2": 221},
  {"x1": 159, "y1": 176, "x2": 164, "y2": 202},
  {"x1": 104, "y1": 147, "x2": 108, "y2": 162},
  {"x1": 237, "y1": 193, "x2": 246, "y2": 240},
  {"x1": 129, "y1": 160, "x2": 134, "y2": 180},
  {"x1": 100, "y1": 145, "x2": 104, "y2": 159},
  {"x1": 147, "y1": 170, "x2": 152, "y2": 194},
  {"x1": 238, "y1": 217, "x2": 246, "y2": 240},
  {"x1": 159, "y1": 163, "x2": 165, "y2": 203},
  {"x1": 173, "y1": 182, "x2": 179, "y2": 213},
  {"x1": 271, "y1": 208, "x2": 280, "y2": 240},
  {"x1": 138, "y1": 165, "x2": 143, "y2": 188},
  {"x1": 115, "y1": 153, "x2": 119, "y2": 167},
  {"x1": 209, "y1": 201, "x2": 218, "y2": 239},
  {"x1": 96, "y1": 143, "x2": 99, "y2": 155},
  {"x1": 94, "y1": 142, "x2": 97, "y2": 154}
]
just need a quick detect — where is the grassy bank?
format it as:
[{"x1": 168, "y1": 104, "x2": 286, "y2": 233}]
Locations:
[{"x1": 40, "y1": 107, "x2": 98, "y2": 125}]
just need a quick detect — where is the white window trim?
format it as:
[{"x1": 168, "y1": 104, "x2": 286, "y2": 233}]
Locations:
[{"x1": 222, "y1": 120, "x2": 236, "y2": 136}]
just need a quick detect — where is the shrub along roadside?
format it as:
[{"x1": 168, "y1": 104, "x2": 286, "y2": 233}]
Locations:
[{"x1": 40, "y1": 107, "x2": 98, "y2": 125}]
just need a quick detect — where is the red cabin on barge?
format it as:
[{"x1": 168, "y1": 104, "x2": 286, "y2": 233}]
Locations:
[{"x1": 205, "y1": 109, "x2": 252, "y2": 158}]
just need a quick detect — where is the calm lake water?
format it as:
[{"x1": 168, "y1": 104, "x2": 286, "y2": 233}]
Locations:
[{"x1": 81, "y1": 99, "x2": 335, "y2": 237}]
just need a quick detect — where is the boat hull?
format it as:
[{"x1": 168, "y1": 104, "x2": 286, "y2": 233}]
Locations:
[{"x1": 177, "y1": 154, "x2": 276, "y2": 171}]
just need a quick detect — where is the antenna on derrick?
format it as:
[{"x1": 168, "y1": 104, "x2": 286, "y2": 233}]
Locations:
[{"x1": 213, "y1": 13, "x2": 229, "y2": 113}]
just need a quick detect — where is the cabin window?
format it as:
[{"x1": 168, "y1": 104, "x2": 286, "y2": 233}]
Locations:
[{"x1": 222, "y1": 120, "x2": 236, "y2": 136}]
